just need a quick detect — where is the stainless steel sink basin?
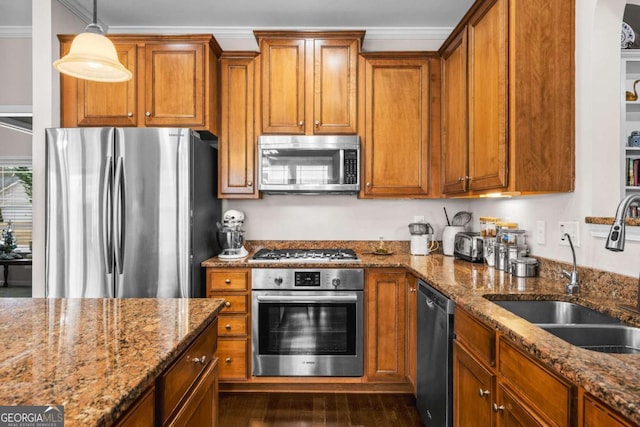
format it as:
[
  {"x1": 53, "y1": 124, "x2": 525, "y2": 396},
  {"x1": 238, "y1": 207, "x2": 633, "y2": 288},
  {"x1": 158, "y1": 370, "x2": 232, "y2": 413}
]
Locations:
[
  {"x1": 490, "y1": 300, "x2": 621, "y2": 325},
  {"x1": 541, "y1": 325, "x2": 640, "y2": 354}
]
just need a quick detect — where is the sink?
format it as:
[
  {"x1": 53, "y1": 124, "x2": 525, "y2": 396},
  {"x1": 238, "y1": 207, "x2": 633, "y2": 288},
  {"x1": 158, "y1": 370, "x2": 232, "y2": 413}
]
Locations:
[
  {"x1": 490, "y1": 300, "x2": 621, "y2": 325},
  {"x1": 540, "y1": 325, "x2": 640, "y2": 354}
]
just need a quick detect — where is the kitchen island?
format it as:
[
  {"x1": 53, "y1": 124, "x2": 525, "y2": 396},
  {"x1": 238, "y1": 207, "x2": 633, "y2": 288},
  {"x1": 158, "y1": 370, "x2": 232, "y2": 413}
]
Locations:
[
  {"x1": 203, "y1": 241, "x2": 640, "y2": 425},
  {"x1": 0, "y1": 297, "x2": 224, "y2": 426}
]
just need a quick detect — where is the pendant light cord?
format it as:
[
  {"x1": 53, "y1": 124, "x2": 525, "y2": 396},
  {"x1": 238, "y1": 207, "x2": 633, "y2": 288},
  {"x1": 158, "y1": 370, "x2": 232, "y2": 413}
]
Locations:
[{"x1": 92, "y1": 0, "x2": 97, "y2": 25}]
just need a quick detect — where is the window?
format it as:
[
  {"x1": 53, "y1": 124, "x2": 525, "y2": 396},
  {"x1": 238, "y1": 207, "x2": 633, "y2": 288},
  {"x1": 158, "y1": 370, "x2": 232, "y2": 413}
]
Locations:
[{"x1": 0, "y1": 160, "x2": 32, "y2": 251}]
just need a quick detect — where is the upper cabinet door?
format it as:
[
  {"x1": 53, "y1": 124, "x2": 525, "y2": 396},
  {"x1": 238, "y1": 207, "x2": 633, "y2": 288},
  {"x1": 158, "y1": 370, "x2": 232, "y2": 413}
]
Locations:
[
  {"x1": 313, "y1": 39, "x2": 358, "y2": 134},
  {"x1": 219, "y1": 55, "x2": 259, "y2": 198},
  {"x1": 62, "y1": 43, "x2": 138, "y2": 127},
  {"x1": 441, "y1": 29, "x2": 468, "y2": 195},
  {"x1": 360, "y1": 55, "x2": 430, "y2": 198},
  {"x1": 467, "y1": 0, "x2": 508, "y2": 191},
  {"x1": 261, "y1": 39, "x2": 306, "y2": 134},
  {"x1": 144, "y1": 43, "x2": 206, "y2": 128}
]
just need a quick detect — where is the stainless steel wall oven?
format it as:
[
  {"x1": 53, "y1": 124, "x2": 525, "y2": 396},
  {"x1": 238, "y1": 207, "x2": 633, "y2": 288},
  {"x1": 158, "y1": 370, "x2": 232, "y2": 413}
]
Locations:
[{"x1": 252, "y1": 268, "x2": 364, "y2": 377}]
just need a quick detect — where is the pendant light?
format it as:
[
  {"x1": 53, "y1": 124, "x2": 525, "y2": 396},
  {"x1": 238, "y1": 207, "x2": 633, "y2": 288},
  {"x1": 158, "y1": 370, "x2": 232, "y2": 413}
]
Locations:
[{"x1": 53, "y1": 0, "x2": 132, "y2": 82}]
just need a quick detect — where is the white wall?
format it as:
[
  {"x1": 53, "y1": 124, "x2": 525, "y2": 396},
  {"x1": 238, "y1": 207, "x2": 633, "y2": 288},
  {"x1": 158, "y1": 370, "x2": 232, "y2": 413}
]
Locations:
[
  {"x1": 20, "y1": 0, "x2": 640, "y2": 295},
  {"x1": 229, "y1": 0, "x2": 640, "y2": 279}
]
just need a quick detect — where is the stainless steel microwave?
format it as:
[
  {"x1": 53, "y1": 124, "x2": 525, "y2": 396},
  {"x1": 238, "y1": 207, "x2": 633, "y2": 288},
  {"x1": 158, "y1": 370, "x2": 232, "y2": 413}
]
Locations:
[{"x1": 257, "y1": 135, "x2": 360, "y2": 194}]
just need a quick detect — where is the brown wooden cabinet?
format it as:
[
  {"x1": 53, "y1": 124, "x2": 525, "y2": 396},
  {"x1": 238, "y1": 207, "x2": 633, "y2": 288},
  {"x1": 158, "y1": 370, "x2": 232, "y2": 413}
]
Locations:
[
  {"x1": 114, "y1": 387, "x2": 155, "y2": 427},
  {"x1": 219, "y1": 52, "x2": 259, "y2": 198},
  {"x1": 439, "y1": 0, "x2": 574, "y2": 196},
  {"x1": 365, "y1": 269, "x2": 406, "y2": 382},
  {"x1": 454, "y1": 307, "x2": 571, "y2": 427},
  {"x1": 206, "y1": 268, "x2": 250, "y2": 382},
  {"x1": 579, "y1": 390, "x2": 636, "y2": 427},
  {"x1": 255, "y1": 31, "x2": 362, "y2": 135},
  {"x1": 359, "y1": 53, "x2": 438, "y2": 198},
  {"x1": 405, "y1": 274, "x2": 418, "y2": 392},
  {"x1": 59, "y1": 34, "x2": 221, "y2": 136}
]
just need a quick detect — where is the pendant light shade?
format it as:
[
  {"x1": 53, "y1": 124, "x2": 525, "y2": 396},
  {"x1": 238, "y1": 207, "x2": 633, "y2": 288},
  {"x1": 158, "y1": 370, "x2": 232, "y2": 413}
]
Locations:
[{"x1": 53, "y1": 1, "x2": 132, "y2": 83}]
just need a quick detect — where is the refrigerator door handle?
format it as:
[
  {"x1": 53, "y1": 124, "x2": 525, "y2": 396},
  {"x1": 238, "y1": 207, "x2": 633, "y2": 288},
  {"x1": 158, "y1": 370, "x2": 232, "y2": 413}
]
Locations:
[
  {"x1": 114, "y1": 156, "x2": 126, "y2": 275},
  {"x1": 102, "y1": 156, "x2": 114, "y2": 274}
]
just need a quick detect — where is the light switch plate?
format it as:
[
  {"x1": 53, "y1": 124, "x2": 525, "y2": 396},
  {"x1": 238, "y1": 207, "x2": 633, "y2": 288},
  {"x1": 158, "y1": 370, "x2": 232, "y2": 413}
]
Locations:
[{"x1": 535, "y1": 220, "x2": 546, "y2": 245}]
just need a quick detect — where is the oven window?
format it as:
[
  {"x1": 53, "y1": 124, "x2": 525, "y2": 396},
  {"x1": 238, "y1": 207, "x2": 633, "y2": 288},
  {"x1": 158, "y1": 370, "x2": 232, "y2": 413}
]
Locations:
[{"x1": 258, "y1": 302, "x2": 357, "y2": 355}]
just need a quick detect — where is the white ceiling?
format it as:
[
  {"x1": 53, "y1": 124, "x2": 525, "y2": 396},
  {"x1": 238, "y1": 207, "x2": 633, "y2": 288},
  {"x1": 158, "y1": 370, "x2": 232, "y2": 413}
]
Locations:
[
  {"x1": 0, "y1": 0, "x2": 474, "y2": 37},
  {"x1": 0, "y1": 0, "x2": 473, "y2": 28}
]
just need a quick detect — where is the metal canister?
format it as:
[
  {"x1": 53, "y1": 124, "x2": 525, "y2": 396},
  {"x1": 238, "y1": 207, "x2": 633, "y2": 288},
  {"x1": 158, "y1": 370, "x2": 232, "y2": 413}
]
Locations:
[
  {"x1": 499, "y1": 244, "x2": 528, "y2": 271},
  {"x1": 510, "y1": 257, "x2": 539, "y2": 277},
  {"x1": 496, "y1": 244, "x2": 507, "y2": 271}
]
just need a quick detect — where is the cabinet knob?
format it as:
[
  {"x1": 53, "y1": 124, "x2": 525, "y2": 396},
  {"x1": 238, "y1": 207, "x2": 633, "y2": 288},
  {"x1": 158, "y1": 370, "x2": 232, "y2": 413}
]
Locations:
[
  {"x1": 127, "y1": 112, "x2": 133, "y2": 117},
  {"x1": 366, "y1": 182, "x2": 371, "y2": 187},
  {"x1": 478, "y1": 389, "x2": 490, "y2": 397},
  {"x1": 466, "y1": 176, "x2": 472, "y2": 181},
  {"x1": 225, "y1": 279, "x2": 231, "y2": 284},
  {"x1": 224, "y1": 301, "x2": 231, "y2": 308},
  {"x1": 492, "y1": 403, "x2": 504, "y2": 412},
  {"x1": 192, "y1": 356, "x2": 206, "y2": 365},
  {"x1": 315, "y1": 120, "x2": 320, "y2": 126},
  {"x1": 225, "y1": 324, "x2": 231, "y2": 330},
  {"x1": 145, "y1": 112, "x2": 151, "y2": 117},
  {"x1": 225, "y1": 357, "x2": 232, "y2": 364},
  {"x1": 298, "y1": 121, "x2": 304, "y2": 126},
  {"x1": 457, "y1": 177, "x2": 463, "y2": 182},
  {"x1": 247, "y1": 180, "x2": 253, "y2": 187}
]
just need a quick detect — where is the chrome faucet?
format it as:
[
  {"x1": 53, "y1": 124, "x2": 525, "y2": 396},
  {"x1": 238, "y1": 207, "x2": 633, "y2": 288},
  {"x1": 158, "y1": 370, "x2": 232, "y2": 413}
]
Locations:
[
  {"x1": 561, "y1": 233, "x2": 579, "y2": 294},
  {"x1": 606, "y1": 194, "x2": 640, "y2": 312},
  {"x1": 606, "y1": 194, "x2": 640, "y2": 251}
]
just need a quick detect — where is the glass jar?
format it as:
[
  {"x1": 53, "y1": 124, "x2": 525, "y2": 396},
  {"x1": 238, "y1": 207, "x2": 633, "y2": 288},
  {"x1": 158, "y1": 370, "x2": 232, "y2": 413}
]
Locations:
[
  {"x1": 500, "y1": 229, "x2": 527, "y2": 246},
  {"x1": 479, "y1": 217, "x2": 500, "y2": 237}
]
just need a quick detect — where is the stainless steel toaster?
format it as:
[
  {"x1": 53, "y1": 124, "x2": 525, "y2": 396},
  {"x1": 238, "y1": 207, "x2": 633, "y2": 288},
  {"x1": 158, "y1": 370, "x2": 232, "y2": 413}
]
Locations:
[{"x1": 453, "y1": 231, "x2": 484, "y2": 263}]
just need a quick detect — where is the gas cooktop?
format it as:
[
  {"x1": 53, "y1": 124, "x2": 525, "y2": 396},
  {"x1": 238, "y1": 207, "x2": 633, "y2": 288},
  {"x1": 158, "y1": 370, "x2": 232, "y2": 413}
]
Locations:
[{"x1": 249, "y1": 248, "x2": 360, "y2": 263}]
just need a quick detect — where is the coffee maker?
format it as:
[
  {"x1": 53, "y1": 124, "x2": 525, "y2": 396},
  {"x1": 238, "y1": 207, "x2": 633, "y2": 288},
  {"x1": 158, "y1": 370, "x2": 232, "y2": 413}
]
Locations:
[
  {"x1": 217, "y1": 210, "x2": 248, "y2": 259},
  {"x1": 408, "y1": 220, "x2": 435, "y2": 255}
]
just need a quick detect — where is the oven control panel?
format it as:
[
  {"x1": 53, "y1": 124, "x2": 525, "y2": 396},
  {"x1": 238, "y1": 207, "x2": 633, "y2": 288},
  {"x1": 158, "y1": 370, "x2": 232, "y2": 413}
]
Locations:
[
  {"x1": 252, "y1": 268, "x2": 364, "y2": 290},
  {"x1": 295, "y1": 271, "x2": 321, "y2": 287}
]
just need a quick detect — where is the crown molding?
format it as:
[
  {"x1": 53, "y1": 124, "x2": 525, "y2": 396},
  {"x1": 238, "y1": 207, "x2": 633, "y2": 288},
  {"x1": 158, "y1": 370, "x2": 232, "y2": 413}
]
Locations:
[
  {"x1": 0, "y1": 27, "x2": 32, "y2": 38},
  {"x1": 109, "y1": 25, "x2": 452, "y2": 40}
]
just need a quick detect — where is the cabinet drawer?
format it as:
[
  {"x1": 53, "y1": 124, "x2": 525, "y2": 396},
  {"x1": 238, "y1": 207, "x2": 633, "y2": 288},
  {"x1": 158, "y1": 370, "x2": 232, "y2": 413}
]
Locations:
[
  {"x1": 218, "y1": 315, "x2": 248, "y2": 336},
  {"x1": 498, "y1": 337, "x2": 571, "y2": 426},
  {"x1": 209, "y1": 270, "x2": 249, "y2": 291},
  {"x1": 166, "y1": 358, "x2": 218, "y2": 427},
  {"x1": 455, "y1": 307, "x2": 496, "y2": 367},
  {"x1": 115, "y1": 387, "x2": 155, "y2": 427},
  {"x1": 217, "y1": 338, "x2": 248, "y2": 380},
  {"x1": 160, "y1": 319, "x2": 218, "y2": 424},
  {"x1": 216, "y1": 295, "x2": 248, "y2": 314}
]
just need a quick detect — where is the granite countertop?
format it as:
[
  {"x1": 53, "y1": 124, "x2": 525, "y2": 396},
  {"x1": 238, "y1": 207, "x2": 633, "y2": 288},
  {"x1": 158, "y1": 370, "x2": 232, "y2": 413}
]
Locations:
[
  {"x1": 0, "y1": 298, "x2": 225, "y2": 426},
  {"x1": 203, "y1": 243, "x2": 640, "y2": 424}
]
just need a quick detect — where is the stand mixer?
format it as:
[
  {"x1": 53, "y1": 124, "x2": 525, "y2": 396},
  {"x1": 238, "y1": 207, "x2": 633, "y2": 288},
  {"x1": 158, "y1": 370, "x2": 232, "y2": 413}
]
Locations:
[{"x1": 217, "y1": 209, "x2": 249, "y2": 260}]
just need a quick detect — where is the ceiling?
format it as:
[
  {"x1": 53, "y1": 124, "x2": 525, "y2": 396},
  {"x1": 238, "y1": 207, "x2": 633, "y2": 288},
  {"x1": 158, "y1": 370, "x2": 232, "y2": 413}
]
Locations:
[{"x1": 0, "y1": 0, "x2": 474, "y2": 34}]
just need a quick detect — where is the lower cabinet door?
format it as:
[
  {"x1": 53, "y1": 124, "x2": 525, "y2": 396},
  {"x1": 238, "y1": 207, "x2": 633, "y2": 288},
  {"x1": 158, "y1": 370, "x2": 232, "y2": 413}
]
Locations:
[
  {"x1": 495, "y1": 382, "x2": 546, "y2": 427},
  {"x1": 453, "y1": 341, "x2": 494, "y2": 427},
  {"x1": 167, "y1": 358, "x2": 218, "y2": 427}
]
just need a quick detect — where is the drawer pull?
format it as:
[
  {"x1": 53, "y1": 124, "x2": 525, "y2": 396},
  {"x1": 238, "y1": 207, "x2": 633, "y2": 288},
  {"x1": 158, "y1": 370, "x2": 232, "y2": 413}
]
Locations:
[
  {"x1": 225, "y1": 324, "x2": 231, "y2": 330},
  {"x1": 225, "y1": 279, "x2": 231, "y2": 284},
  {"x1": 192, "y1": 356, "x2": 207, "y2": 365},
  {"x1": 479, "y1": 389, "x2": 490, "y2": 397},
  {"x1": 492, "y1": 403, "x2": 504, "y2": 412},
  {"x1": 225, "y1": 357, "x2": 232, "y2": 364},
  {"x1": 224, "y1": 301, "x2": 231, "y2": 308}
]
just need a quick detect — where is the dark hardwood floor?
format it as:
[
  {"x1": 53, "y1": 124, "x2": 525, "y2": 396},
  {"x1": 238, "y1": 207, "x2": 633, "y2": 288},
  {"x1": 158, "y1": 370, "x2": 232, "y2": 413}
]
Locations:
[{"x1": 218, "y1": 392, "x2": 424, "y2": 427}]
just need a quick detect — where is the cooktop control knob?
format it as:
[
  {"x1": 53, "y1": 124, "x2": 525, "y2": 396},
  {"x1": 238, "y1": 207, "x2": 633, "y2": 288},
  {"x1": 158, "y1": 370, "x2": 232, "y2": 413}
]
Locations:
[
  {"x1": 274, "y1": 277, "x2": 283, "y2": 286},
  {"x1": 331, "y1": 278, "x2": 341, "y2": 288}
]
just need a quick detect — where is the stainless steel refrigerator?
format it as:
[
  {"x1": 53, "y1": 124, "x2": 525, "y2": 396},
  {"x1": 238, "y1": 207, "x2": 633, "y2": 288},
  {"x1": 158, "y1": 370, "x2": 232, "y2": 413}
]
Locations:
[{"x1": 45, "y1": 127, "x2": 221, "y2": 298}]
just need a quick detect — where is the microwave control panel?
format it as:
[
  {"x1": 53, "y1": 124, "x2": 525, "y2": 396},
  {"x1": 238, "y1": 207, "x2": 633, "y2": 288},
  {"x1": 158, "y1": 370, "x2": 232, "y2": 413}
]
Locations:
[{"x1": 344, "y1": 150, "x2": 358, "y2": 185}]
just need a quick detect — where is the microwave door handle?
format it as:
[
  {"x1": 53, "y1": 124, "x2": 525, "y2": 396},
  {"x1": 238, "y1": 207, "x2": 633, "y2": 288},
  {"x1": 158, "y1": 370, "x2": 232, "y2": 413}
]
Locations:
[
  {"x1": 256, "y1": 295, "x2": 357, "y2": 303},
  {"x1": 339, "y1": 150, "x2": 345, "y2": 184}
]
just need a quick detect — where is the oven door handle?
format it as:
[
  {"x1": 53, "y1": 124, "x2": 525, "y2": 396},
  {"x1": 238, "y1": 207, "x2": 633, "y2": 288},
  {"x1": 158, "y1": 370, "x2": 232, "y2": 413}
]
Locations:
[{"x1": 256, "y1": 295, "x2": 357, "y2": 303}]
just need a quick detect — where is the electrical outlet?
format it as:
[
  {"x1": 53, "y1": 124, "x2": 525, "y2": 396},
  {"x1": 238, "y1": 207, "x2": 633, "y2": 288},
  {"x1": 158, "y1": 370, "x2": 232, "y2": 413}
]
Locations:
[
  {"x1": 535, "y1": 220, "x2": 546, "y2": 245},
  {"x1": 559, "y1": 221, "x2": 580, "y2": 247}
]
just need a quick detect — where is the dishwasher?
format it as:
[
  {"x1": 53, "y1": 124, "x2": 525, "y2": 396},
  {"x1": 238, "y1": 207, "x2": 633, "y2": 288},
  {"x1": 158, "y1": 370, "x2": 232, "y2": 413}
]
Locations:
[{"x1": 417, "y1": 280, "x2": 455, "y2": 427}]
